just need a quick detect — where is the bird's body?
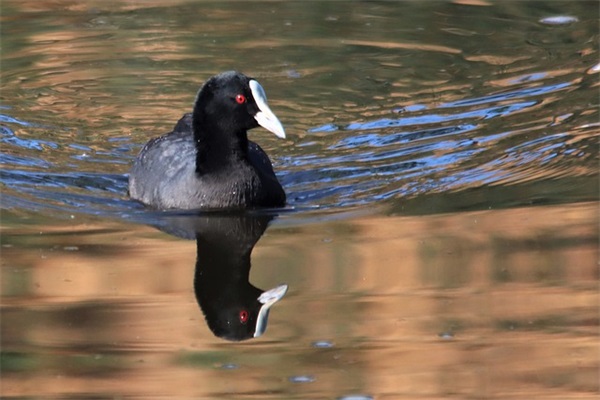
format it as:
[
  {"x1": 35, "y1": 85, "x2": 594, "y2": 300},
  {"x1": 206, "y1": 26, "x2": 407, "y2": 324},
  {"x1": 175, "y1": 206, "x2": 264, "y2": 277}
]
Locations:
[{"x1": 128, "y1": 71, "x2": 286, "y2": 210}]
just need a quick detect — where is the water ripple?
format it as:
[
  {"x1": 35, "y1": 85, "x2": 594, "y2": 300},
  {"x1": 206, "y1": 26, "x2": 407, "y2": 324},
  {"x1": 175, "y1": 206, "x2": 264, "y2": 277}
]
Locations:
[{"x1": 1, "y1": 1, "x2": 597, "y2": 221}]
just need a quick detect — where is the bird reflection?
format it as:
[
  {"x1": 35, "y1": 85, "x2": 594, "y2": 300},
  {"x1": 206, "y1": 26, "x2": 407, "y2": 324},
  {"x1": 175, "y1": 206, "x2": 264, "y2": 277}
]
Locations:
[{"x1": 156, "y1": 212, "x2": 287, "y2": 341}]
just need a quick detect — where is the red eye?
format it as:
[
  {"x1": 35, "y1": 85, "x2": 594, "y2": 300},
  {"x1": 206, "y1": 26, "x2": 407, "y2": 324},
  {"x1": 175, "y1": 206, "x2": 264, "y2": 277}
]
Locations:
[
  {"x1": 235, "y1": 94, "x2": 246, "y2": 104},
  {"x1": 239, "y1": 310, "x2": 249, "y2": 324}
]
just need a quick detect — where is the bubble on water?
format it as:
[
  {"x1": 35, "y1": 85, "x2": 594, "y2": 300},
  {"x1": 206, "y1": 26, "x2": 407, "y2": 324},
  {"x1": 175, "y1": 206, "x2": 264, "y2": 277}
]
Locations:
[
  {"x1": 219, "y1": 363, "x2": 239, "y2": 370},
  {"x1": 312, "y1": 340, "x2": 334, "y2": 348},
  {"x1": 289, "y1": 375, "x2": 316, "y2": 383},
  {"x1": 539, "y1": 15, "x2": 578, "y2": 25},
  {"x1": 337, "y1": 395, "x2": 373, "y2": 400},
  {"x1": 439, "y1": 331, "x2": 455, "y2": 340}
]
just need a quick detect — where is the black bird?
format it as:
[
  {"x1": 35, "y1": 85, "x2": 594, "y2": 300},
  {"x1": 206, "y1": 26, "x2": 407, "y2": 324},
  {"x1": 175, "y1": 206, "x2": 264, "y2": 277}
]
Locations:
[{"x1": 129, "y1": 71, "x2": 287, "y2": 210}]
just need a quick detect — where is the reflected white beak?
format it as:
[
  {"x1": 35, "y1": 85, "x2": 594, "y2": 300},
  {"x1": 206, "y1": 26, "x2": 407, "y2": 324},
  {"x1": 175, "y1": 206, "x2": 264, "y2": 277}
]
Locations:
[
  {"x1": 254, "y1": 284, "x2": 288, "y2": 338},
  {"x1": 250, "y1": 79, "x2": 286, "y2": 139}
]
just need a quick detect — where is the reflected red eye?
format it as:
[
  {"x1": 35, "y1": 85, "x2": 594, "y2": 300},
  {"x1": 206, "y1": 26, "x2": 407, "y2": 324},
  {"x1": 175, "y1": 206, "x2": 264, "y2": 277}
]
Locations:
[
  {"x1": 235, "y1": 94, "x2": 246, "y2": 104},
  {"x1": 239, "y1": 310, "x2": 249, "y2": 324}
]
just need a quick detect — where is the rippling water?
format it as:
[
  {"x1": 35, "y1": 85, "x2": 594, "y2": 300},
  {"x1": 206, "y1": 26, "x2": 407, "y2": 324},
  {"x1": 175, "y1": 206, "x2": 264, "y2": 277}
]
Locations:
[
  {"x1": 2, "y1": 0, "x2": 598, "y2": 220},
  {"x1": 1, "y1": 1, "x2": 599, "y2": 399}
]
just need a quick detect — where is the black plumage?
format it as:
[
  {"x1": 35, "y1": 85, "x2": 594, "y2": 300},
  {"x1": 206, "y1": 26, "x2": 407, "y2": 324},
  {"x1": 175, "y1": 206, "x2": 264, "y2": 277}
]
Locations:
[{"x1": 129, "y1": 71, "x2": 286, "y2": 210}]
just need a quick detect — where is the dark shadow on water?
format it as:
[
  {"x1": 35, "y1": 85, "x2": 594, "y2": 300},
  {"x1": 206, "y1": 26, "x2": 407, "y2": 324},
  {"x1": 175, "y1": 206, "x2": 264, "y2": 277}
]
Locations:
[
  {"x1": 385, "y1": 176, "x2": 599, "y2": 216},
  {"x1": 154, "y1": 211, "x2": 288, "y2": 341}
]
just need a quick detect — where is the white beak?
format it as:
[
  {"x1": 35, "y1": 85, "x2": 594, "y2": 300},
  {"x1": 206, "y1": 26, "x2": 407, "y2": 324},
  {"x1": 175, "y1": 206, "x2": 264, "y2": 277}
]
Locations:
[
  {"x1": 250, "y1": 79, "x2": 286, "y2": 139},
  {"x1": 254, "y1": 284, "x2": 288, "y2": 338}
]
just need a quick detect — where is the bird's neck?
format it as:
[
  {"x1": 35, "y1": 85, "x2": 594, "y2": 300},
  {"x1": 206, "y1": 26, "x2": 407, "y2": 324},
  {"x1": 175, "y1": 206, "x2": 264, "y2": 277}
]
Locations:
[
  {"x1": 192, "y1": 112, "x2": 249, "y2": 175},
  {"x1": 193, "y1": 236, "x2": 254, "y2": 302}
]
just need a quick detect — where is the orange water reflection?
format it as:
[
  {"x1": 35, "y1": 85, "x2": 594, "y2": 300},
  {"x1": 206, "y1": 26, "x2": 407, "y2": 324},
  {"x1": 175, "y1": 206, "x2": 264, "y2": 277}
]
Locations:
[{"x1": 1, "y1": 202, "x2": 598, "y2": 398}]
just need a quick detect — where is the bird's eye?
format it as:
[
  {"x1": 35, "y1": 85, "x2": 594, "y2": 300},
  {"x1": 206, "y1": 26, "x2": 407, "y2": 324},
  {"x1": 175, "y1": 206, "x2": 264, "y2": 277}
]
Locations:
[
  {"x1": 239, "y1": 310, "x2": 249, "y2": 324},
  {"x1": 235, "y1": 94, "x2": 246, "y2": 104}
]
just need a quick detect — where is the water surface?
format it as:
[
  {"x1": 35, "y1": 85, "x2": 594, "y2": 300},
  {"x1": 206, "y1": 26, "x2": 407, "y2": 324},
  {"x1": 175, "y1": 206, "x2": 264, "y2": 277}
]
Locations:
[{"x1": 1, "y1": 1, "x2": 598, "y2": 399}]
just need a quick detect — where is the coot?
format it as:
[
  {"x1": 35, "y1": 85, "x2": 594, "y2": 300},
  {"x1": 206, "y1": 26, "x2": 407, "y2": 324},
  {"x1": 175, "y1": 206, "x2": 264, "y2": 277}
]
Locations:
[{"x1": 129, "y1": 71, "x2": 287, "y2": 209}]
